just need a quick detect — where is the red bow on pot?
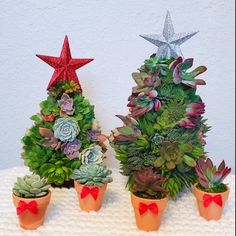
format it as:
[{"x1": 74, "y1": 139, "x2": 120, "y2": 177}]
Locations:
[
  {"x1": 81, "y1": 186, "x2": 99, "y2": 200},
  {"x1": 139, "y1": 202, "x2": 158, "y2": 215},
  {"x1": 17, "y1": 200, "x2": 38, "y2": 215},
  {"x1": 203, "y1": 194, "x2": 223, "y2": 208}
]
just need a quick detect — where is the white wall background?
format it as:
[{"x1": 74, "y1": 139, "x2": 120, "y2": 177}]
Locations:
[{"x1": 0, "y1": 0, "x2": 235, "y2": 171}]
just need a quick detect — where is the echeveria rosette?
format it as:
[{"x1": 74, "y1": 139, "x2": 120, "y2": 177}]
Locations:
[
  {"x1": 79, "y1": 144, "x2": 104, "y2": 165},
  {"x1": 58, "y1": 93, "x2": 74, "y2": 115},
  {"x1": 71, "y1": 164, "x2": 113, "y2": 186},
  {"x1": 53, "y1": 117, "x2": 80, "y2": 142},
  {"x1": 62, "y1": 139, "x2": 82, "y2": 160},
  {"x1": 128, "y1": 90, "x2": 161, "y2": 118}
]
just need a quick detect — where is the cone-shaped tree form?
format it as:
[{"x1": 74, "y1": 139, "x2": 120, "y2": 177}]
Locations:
[
  {"x1": 22, "y1": 36, "x2": 107, "y2": 187},
  {"x1": 110, "y1": 12, "x2": 210, "y2": 198}
]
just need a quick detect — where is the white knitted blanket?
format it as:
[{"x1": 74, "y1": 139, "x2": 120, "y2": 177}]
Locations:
[{"x1": 0, "y1": 166, "x2": 234, "y2": 236}]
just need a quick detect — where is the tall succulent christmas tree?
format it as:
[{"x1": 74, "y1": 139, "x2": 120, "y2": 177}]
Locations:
[
  {"x1": 22, "y1": 36, "x2": 107, "y2": 186},
  {"x1": 110, "y1": 12, "x2": 210, "y2": 198}
]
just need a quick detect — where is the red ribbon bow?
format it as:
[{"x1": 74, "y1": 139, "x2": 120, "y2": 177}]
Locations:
[
  {"x1": 81, "y1": 186, "x2": 99, "y2": 200},
  {"x1": 139, "y1": 202, "x2": 158, "y2": 215},
  {"x1": 203, "y1": 194, "x2": 223, "y2": 208},
  {"x1": 17, "y1": 200, "x2": 38, "y2": 215}
]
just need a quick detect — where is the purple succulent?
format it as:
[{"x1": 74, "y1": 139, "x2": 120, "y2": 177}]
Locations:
[
  {"x1": 87, "y1": 129, "x2": 101, "y2": 141},
  {"x1": 62, "y1": 139, "x2": 82, "y2": 160},
  {"x1": 58, "y1": 93, "x2": 74, "y2": 116}
]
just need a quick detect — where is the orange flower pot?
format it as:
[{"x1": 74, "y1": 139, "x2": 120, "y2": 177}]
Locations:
[
  {"x1": 131, "y1": 192, "x2": 168, "y2": 231},
  {"x1": 12, "y1": 191, "x2": 51, "y2": 229},
  {"x1": 74, "y1": 181, "x2": 107, "y2": 212},
  {"x1": 193, "y1": 183, "x2": 230, "y2": 220}
]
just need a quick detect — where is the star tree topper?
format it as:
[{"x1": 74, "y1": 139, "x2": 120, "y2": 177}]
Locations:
[
  {"x1": 36, "y1": 36, "x2": 93, "y2": 90},
  {"x1": 140, "y1": 11, "x2": 198, "y2": 58}
]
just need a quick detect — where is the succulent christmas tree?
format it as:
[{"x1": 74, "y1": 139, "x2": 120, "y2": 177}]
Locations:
[
  {"x1": 110, "y1": 11, "x2": 210, "y2": 198},
  {"x1": 22, "y1": 36, "x2": 107, "y2": 186}
]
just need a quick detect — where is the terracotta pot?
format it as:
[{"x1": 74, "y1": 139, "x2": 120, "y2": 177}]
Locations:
[
  {"x1": 131, "y1": 192, "x2": 168, "y2": 231},
  {"x1": 74, "y1": 181, "x2": 107, "y2": 212},
  {"x1": 12, "y1": 191, "x2": 51, "y2": 229},
  {"x1": 193, "y1": 183, "x2": 230, "y2": 220}
]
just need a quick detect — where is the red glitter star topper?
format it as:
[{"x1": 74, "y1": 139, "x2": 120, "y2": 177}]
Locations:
[{"x1": 36, "y1": 36, "x2": 93, "y2": 90}]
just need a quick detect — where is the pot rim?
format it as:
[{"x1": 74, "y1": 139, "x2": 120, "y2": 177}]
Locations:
[
  {"x1": 193, "y1": 183, "x2": 230, "y2": 195},
  {"x1": 73, "y1": 180, "x2": 107, "y2": 188},
  {"x1": 130, "y1": 192, "x2": 168, "y2": 202},
  {"x1": 12, "y1": 190, "x2": 51, "y2": 201}
]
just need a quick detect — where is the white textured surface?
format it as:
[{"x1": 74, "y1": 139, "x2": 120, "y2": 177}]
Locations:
[
  {"x1": 0, "y1": 0, "x2": 235, "y2": 171},
  {"x1": 0, "y1": 166, "x2": 235, "y2": 236}
]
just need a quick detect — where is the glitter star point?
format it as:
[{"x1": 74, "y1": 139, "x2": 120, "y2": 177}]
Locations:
[{"x1": 140, "y1": 11, "x2": 198, "y2": 58}]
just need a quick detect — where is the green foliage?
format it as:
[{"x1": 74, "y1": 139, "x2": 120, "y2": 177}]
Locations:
[
  {"x1": 154, "y1": 100, "x2": 186, "y2": 130},
  {"x1": 40, "y1": 96, "x2": 60, "y2": 116},
  {"x1": 110, "y1": 54, "x2": 209, "y2": 198},
  {"x1": 22, "y1": 81, "x2": 96, "y2": 186},
  {"x1": 71, "y1": 164, "x2": 113, "y2": 186},
  {"x1": 13, "y1": 174, "x2": 50, "y2": 198},
  {"x1": 196, "y1": 182, "x2": 227, "y2": 193}
]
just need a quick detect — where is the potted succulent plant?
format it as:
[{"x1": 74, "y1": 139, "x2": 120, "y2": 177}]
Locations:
[
  {"x1": 71, "y1": 164, "x2": 113, "y2": 212},
  {"x1": 12, "y1": 174, "x2": 51, "y2": 229},
  {"x1": 130, "y1": 168, "x2": 168, "y2": 231},
  {"x1": 193, "y1": 158, "x2": 231, "y2": 220}
]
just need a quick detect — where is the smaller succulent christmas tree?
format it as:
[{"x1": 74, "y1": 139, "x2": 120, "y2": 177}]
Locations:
[
  {"x1": 110, "y1": 11, "x2": 210, "y2": 198},
  {"x1": 22, "y1": 36, "x2": 108, "y2": 186}
]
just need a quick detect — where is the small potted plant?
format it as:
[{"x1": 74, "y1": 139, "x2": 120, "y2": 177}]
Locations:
[
  {"x1": 193, "y1": 158, "x2": 231, "y2": 220},
  {"x1": 130, "y1": 168, "x2": 168, "y2": 231},
  {"x1": 12, "y1": 174, "x2": 51, "y2": 229},
  {"x1": 71, "y1": 163, "x2": 113, "y2": 212}
]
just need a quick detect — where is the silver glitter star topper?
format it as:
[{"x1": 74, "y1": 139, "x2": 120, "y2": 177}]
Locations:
[{"x1": 140, "y1": 11, "x2": 198, "y2": 58}]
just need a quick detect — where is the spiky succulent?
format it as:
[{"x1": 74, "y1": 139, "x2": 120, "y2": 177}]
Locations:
[
  {"x1": 71, "y1": 164, "x2": 113, "y2": 186},
  {"x1": 132, "y1": 168, "x2": 167, "y2": 199},
  {"x1": 196, "y1": 158, "x2": 231, "y2": 192},
  {"x1": 13, "y1": 174, "x2": 50, "y2": 198}
]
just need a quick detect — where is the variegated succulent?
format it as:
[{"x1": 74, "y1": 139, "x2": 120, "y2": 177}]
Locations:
[
  {"x1": 196, "y1": 158, "x2": 231, "y2": 191},
  {"x1": 128, "y1": 90, "x2": 161, "y2": 118},
  {"x1": 79, "y1": 144, "x2": 104, "y2": 165},
  {"x1": 13, "y1": 174, "x2": 50, "y2": 198}
]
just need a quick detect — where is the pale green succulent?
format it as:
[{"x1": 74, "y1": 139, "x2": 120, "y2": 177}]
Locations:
[
  {"x1": 53, "y1": 117, "x2": 80, "y2": 142},
  {"x1": 13, "y1": 174, "x2": 50, "y2": 198},
  {"x1": 71, "y1": 164, "x2": 113, "y2": 186}
]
